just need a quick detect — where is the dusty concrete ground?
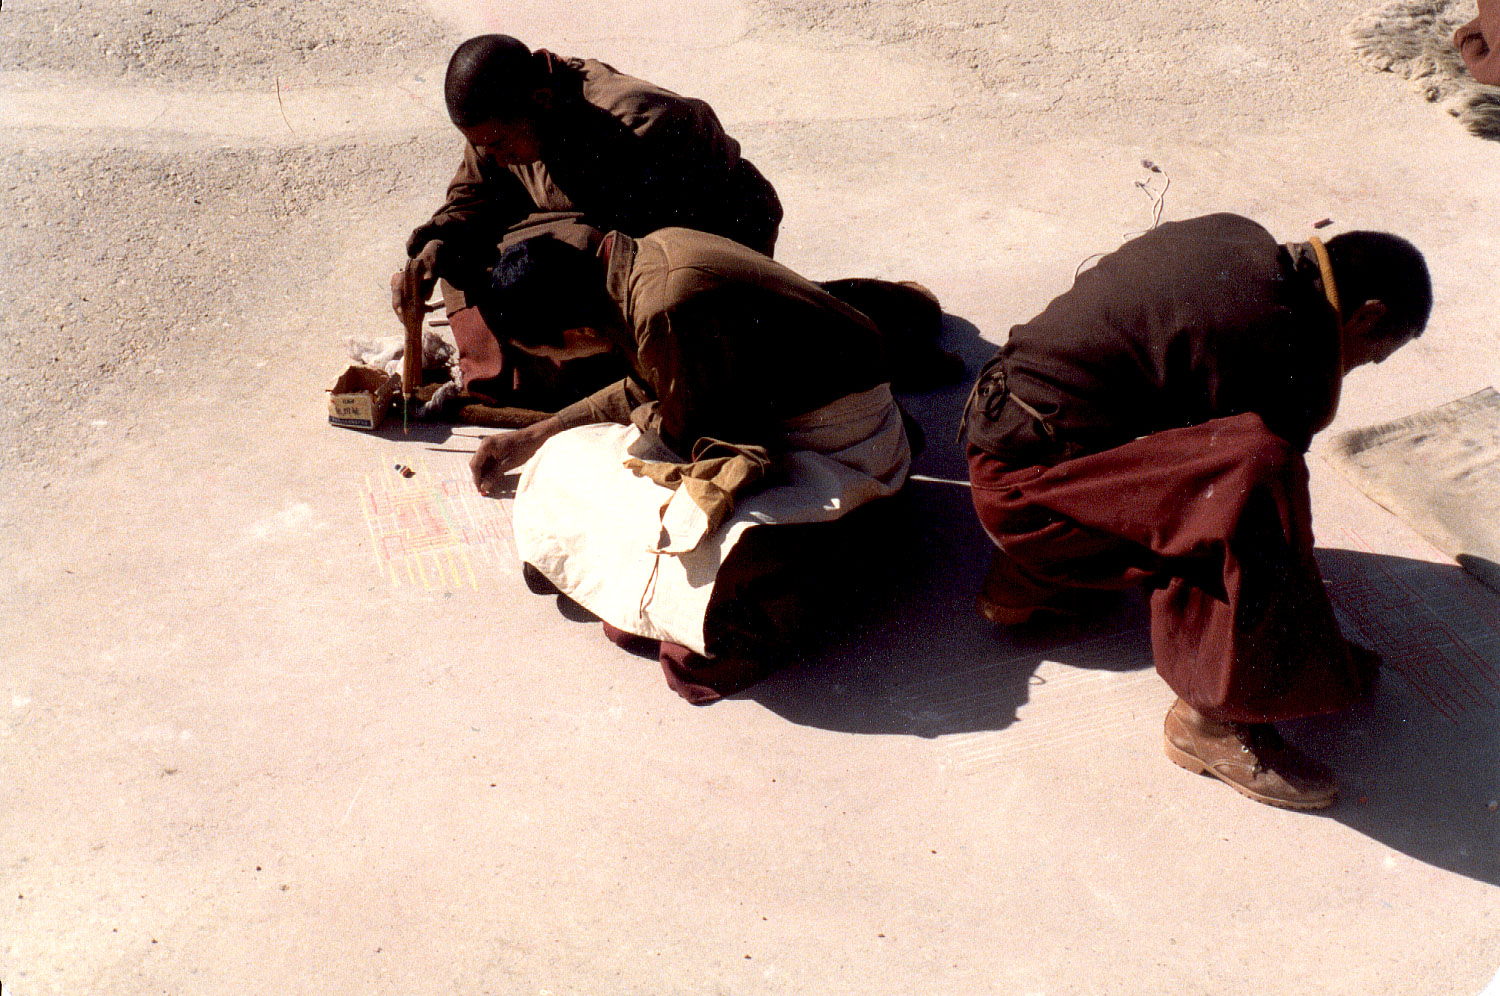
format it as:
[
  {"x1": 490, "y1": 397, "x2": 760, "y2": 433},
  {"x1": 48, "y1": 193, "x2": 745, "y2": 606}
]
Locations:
[{"x1": 2, "y1": 0, "x2": 1499, "y2": 992}]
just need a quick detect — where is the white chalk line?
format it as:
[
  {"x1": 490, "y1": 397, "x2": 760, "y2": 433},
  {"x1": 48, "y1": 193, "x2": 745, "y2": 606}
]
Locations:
[
  {"x1": 892, "y1": 627, "x2": 1150, "y2": 694},
  {"x1": 946, "y1": 708, "x2": 1163, "y2": 774},
  {"x1": 340, "y1": 774, "x2": 369, "y2": 826}
]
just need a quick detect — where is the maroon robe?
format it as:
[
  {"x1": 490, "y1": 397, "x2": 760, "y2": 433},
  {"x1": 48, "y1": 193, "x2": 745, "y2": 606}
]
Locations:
[
  {"x1": 969, "y1": 416, "x2": 1369, "y2": 723},
  {"x1": 965, "y1": 213, "x2": 1365, "y2": 723}
]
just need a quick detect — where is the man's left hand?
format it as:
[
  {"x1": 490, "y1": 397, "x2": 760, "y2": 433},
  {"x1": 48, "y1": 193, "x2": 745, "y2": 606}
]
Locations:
[
  {"x1": 391, "y1": 240, "x2": 444, "y2": 318},
  {"x1": 469, "y1": 418, "x2": 562, "y2": 495}
]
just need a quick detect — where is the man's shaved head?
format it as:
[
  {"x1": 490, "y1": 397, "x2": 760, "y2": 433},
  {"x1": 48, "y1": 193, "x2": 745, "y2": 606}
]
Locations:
[
  {"x1": 1325, "y1": 230, "x2": 1433, "y2": 344},
  {"x1": 445, "y1": 34, "x2": 541, "y2": 127}
]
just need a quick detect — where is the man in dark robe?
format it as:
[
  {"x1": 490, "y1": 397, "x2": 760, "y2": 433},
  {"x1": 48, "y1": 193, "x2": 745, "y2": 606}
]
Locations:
[
  {"x1": 391, "y1": 34, "x2": 784, "y2": 397},
  {"x1": 962, "y1": 213, "x2": 1432, "y2": 810},
  {"x1": 469, "y1": 228, "x2": 912, "y2": 702}
]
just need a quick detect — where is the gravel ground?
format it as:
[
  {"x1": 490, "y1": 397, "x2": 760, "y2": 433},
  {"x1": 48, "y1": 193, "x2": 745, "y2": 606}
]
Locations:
[
  {"x1": 0, "y1": 0, "x2": 446, "y2": 85},
  {"x1": 0, "y1": 0, "x2": 457, "y2": 510},
  {"x1": 748, "y1": 0, "x2": 1374, "y2": 139},
  {"x1": 1, "y1": 139, "x2": 449, "y2": 480}
]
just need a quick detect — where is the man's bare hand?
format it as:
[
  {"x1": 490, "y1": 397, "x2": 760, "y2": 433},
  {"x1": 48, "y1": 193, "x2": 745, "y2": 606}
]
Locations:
[
  {"x1": 470, "y1": 418, "x2": 563, "y2": 496},
  {"x1": 390, "y1": 240, "x2": 444, "y2": 318}
]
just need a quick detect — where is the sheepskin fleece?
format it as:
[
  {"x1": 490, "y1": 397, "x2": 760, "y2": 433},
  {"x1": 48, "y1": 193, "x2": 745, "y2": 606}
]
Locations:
[{"x1": 1345, "y1": 0, "x2": 1500, "y2": 139}]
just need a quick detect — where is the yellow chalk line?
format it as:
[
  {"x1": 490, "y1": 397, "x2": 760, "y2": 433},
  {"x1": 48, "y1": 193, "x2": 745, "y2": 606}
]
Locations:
[{"x1": 358, "y1": 451, "x2": 506, "y2": 591}]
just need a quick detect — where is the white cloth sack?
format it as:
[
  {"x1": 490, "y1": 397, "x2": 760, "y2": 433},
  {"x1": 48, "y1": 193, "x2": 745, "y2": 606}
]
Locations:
[{"x1": 512, "y1": 385, "x2": 911, "y2": 655}]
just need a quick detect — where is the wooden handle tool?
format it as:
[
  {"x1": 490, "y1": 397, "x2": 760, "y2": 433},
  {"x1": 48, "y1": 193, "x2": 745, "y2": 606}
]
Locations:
[{"x1": 399, "y1": 262, "x2": 426, "y2": 434}]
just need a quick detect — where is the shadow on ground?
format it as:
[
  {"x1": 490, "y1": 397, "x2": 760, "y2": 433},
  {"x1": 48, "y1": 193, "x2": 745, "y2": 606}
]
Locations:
[
  {"x1": 743, "y1": 309, "x2": 1157, "y2": 735},
  {"x1": 756, "y1": 536, "x2": 1500, "y2": 886},
  {"x1": 506, "y1": 311, "x2": 1500, "y2": 885},
  {"x1": 899, "y1": 312, "x2": 997, "y2": 482},
  {"x1": 750, "y1": 538, "x2": 1500, "y2": 886},
  {"x1": 738, "y1": 481, "x2": 1153, "y2": 736},
  {"x1": 1293, "y1": 548, "x2": 1500, "y2": 886},
  {"x1": 753, "y1": 323, "x2": 1500, "y2": 884}
]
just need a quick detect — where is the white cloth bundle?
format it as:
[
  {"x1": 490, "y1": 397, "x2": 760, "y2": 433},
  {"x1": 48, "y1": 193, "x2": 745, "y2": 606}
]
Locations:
[{"x1": 512, "y1": 384, "x2": 912, "y2": 655}]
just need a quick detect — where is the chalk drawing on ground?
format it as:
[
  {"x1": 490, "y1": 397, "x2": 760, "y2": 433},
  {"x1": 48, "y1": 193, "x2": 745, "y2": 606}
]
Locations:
[{"x1": 357, "y1": 453, "x2": 517, "y2": 590}]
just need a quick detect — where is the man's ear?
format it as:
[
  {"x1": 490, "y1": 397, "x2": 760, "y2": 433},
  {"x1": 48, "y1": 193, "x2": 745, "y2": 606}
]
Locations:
[
  {"x1": 1345, "y1": 299, "x2": 1387, "y2": 337},
  {"x1": 1340, "y1": 300, "x2": 1392, "y2": 372},
  {"x1": 531, "y1": 87, "x2": 554, "y2": 112}
]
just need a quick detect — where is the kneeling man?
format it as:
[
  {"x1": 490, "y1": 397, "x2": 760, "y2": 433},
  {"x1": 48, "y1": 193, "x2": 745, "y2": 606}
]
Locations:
[
  {"x1": 471, "y1": 228, "x2": 912, "y2": 702},
  {"x1": 963, "y1": 213, "x2": 1432, "y2": 810},
  {"x1": 394, "y1": 33, "x2": 785, "y2": 401}
]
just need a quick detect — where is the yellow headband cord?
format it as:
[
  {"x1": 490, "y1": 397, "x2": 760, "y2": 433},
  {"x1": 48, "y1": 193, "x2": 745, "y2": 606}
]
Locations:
[{"x1": 1307, "y1": 236, "x2": 1342, "y2": 320}]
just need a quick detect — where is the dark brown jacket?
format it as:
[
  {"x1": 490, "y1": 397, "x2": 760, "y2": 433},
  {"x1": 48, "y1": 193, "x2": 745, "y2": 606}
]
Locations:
[
  {"x1": 966, "y1": 213, "x2": 1343, "y2": 465},
  {"x1": 407, "y1": 55, "x2": 783, "y2": 265},
  {"x1": 556, "y1": 228, "x2": 887, "y2": 454}
]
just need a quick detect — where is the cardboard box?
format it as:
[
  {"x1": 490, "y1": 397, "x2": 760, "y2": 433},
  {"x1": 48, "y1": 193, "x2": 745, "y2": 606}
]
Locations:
[{"x1": 328, "y1": 365, "x2": 400, "y2": 430}]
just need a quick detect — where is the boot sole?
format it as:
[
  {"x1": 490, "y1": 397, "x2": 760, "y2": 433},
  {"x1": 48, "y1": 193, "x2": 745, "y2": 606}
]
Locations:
[
  {"x1": 977, "y1": 589, "x2": 1120, "y2": 627},
  {"x1": 1163, "y1": 739, "x2": 1337, "y2": 811},
  {"x1": 976, "y1": 597, "x2": 1041, "y2": 626}
]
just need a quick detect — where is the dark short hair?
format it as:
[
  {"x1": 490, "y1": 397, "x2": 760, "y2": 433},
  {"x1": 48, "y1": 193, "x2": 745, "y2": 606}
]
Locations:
[
  {"x1": 474, "y1": 236, "x2": 599, "y2": 348},
  {"x1": 1325, "y1": 230, "x2": 1433, "y2": 342},
  {"x1": 444, "y1": 34, "x2": 541, "y2": 127}
]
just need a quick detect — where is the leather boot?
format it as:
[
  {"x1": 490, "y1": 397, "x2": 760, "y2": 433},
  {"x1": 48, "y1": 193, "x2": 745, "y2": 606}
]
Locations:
[
  {"x1": 1163, "y1": 698, "x2": 1337, "y2": 810},
  {"x1": 976, "y1": 577, "x2": 1043, "y2": 625}
]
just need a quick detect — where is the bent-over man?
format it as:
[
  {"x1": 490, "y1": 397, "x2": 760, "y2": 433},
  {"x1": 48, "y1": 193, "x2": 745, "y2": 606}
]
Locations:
[
  {"x1": 470, "y1": 228, "x2": 912, "y2": 702},
  {"x1": 962, "y1": 212, "x2": 1432, "y2": 810},
  {"x1": 393, "y1": 34, "x2": 784, "y2": 396}
]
